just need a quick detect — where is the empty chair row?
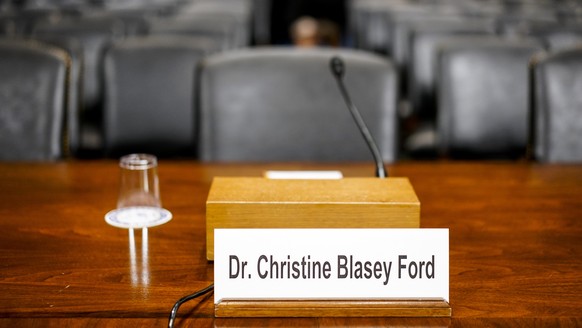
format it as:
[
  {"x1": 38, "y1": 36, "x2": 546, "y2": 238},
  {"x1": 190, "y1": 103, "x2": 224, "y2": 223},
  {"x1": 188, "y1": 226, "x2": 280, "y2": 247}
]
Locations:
[
  {"x1": 1, "y1": 3, "x2": 252, "y2": 74},
  {"x1": 0, "y1": 0, "x2": 271, "y2": 46},
  {"x1": 1, "y1": 0, "x2": 182, "y2": 13},
  {"x1": 421, "y1": 37, "x2": 582, "y2": 163},
  {"x1": 350, "y1": 0, "x2": 582, "y2": 122},
  {"x1": 350, "y1": 0, "x2": 582, "y2": 56},
  {"x1": 105, "y1": 43, "x2": 397, "y2": 162},
  {"x1": 1, "y1": 7, "x2": 249, "y2": 155},
  {"x1": 1, "y1": 40, "x2": 580, "y2": 163},
  {"x1": 0, "y1": 0, "x2": 254, "y2": 49},
  {"x1": 107, "y1": 46, "x2": 398, "y2": 162},
  {"x1": 405, "y1": 20, "x2": 582, "y2": 120},
  {"x1": 0, "y1": 35, "x2": 220, "y2": 160},
  {"x1": 0, "y1": 41, "x2": 399, "y2": 162}
]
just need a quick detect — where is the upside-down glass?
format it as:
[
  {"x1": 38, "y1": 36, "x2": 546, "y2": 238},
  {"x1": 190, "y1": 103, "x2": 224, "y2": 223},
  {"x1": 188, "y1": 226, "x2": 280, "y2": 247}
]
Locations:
[{"x1": 117, "y1": 154, "x2": 161, "y2": 209}]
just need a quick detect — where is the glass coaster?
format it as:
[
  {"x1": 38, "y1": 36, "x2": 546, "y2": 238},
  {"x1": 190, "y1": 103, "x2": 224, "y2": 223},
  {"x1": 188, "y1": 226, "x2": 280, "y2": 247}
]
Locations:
[{"x1": 105, "y1": 206, "x2": 172, "y2": 229}]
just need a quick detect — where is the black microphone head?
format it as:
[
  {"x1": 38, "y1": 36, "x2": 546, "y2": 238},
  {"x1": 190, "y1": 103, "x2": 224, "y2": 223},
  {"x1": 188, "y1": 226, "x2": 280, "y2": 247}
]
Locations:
[{"x1": 330, "y1": 56, "x2": 345, "y2": 79}]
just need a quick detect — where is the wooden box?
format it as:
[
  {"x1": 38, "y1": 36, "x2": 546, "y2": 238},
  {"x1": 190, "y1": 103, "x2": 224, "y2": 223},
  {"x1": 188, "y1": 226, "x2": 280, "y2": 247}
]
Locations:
[{"x1": 206, "y1": 177, "x2": 420, "y2": 260}]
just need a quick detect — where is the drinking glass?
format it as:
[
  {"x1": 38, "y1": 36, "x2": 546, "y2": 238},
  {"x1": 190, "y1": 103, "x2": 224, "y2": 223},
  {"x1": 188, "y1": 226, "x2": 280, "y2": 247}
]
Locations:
[{"x1": 117, "y1": 153, "x2": 161, "y2": 209}]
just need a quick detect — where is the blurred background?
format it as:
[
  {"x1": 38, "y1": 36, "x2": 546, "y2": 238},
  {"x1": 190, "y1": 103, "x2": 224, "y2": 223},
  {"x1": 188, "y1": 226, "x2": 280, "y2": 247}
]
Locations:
[{"x1": 1, "y1": 0, "x2": 581, "y2": 162}]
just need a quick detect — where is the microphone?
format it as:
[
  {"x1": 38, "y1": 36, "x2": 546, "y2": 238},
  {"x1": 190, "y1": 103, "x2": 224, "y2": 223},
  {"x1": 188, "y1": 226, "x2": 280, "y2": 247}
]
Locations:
[{"x1": 329, "y1": 56, "x2": 388, "y2": 178}]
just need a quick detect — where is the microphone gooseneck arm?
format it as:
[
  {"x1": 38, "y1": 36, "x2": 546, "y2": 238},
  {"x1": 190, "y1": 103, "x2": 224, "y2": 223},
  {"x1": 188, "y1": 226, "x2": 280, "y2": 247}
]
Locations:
[{"x1": 329, "y1": 56, "x2": 388, "y2": 178}]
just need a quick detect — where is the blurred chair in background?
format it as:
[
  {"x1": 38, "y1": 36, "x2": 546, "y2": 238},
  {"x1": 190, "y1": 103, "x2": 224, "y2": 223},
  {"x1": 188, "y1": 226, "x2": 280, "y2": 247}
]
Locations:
[
  {"x1": 148, "y1": 15, "x2": 236, "y2": 51},
  {"x1": 386, "y1": 9, "x2": 467, "y2": 96},
  {"x1": 103, "y1": 36, "x2": 218, "y2": 158},
  {"x1": 524, "y1": 23, "x2": 582, "y2": 52},
  {"x1": 149, "y1": 0, "x2": 252, "y2": 50},
  {"x1": 29, "y1": 35, "x2": 82, "y2": 156},
  {"x1": 31, "y1": 15, "x2": 126, "y2": 156},
  {"x1": 407, "y1": 19, "x2": 496, "y2": 121},
  {"x1": 0, "y1": 39, "x2": 69, "y2": 161},
  {"x1": 199, "y1": 47, "x2": 398, "y2": 162},
  {"x1": 436, "y1": 37, "x2": 542, "y2": 159},
  {"x1": 178, "y1": 0, "x2": 252, "y2": 48},
  {"x1": 348, "y1": 0, "x2": 393, "y2": 54},
  {"x1": 532, "y1": 46, "x2": 582, "y2": 163},
  {"x1": 402, "y1": 19, "x2": 496, "y2": 158}
]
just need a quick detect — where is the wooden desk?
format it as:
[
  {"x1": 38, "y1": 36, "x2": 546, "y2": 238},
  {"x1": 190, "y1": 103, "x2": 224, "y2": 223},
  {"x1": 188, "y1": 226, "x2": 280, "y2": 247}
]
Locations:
[{"x1": 0, "y1": 161, "x2": 581, "y2": 327}]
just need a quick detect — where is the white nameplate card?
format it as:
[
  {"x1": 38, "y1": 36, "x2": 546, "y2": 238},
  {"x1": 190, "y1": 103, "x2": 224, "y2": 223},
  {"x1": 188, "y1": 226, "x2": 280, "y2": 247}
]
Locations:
[
  {"x1": 264, "y1": 170, "x2": 343, "y2": 180},
  {"x1": 214, "y1": 228, "x2": 449, "y2": 304}
]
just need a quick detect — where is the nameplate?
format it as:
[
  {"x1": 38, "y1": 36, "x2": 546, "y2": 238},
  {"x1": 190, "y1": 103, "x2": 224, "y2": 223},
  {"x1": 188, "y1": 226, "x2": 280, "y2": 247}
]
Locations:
[
  {"x1": 214, "y1": 228, "x2": 449, "y2": 304},
  {"x1": 264, "y1": 170, "x2": 343, "y2": 179}
]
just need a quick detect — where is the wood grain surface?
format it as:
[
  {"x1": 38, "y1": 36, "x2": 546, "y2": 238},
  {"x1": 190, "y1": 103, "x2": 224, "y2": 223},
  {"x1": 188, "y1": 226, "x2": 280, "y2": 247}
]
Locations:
[
  {"x1": 206, "y1": 177, "x2": 419, "y2": 259},
  {"x1": 0, "y1": 161, "x2": 581, "y2": 327}
]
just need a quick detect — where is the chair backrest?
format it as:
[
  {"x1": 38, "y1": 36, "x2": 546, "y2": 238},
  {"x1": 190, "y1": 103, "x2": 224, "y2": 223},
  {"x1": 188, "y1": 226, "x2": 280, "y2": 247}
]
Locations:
[
  {"x1": 349, "y1": 0, "x2": 393, "y2": 53},
  {"x1": 103, "y1": 36, "x2": 215, "y2": 158},
  {"x1": 408, "y1": 19, "x2": 496, "y2": 120},
  {"x1": 537, "y1": 25, "x2": 582, "y2": 52},
  {"x1": 437, "y1": 37, "x2": 542, "y2": 158},
  {"x1": 199, "y1": 47, "x2": 398, "y2": 162},
  {"x1": 31, "y1": 35, "x2": 83, "y2": 157},
  {"x1": 392, "y1": 12, "x2": 466, "y2": 71},
  {"x1": 532, "y1": 47, "x2": 582, "y2": 163},
  {"x1": 32, "y1": 16, "x2": 125, "y2": 114},
  {"x1": 148, "y1": 15, "x2": 237, "y2": 51},
  {"x1": 178, "y1": 0, "x2": 251, "y2": 48},
  {"x1": 0, "y1": 39, "x2": 69, "y2": 161}
]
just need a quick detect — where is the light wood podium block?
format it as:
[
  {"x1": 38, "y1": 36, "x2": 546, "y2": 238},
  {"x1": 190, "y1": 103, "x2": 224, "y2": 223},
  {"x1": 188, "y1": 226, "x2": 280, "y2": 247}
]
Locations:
[
  {"x1": 206, "y1": 177, "x2": 449, "y2": 318},
  {"x1": 206, "y1": 177, "x2": 420, "y2": 261}
]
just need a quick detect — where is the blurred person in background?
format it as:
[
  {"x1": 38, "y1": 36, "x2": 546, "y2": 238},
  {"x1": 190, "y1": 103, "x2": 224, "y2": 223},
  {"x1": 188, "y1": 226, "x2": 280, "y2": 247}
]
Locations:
[
  {"x1": 290, "y1": 15, "x2": 341, "y2": 47},
  {"x1": 272, "y1": 0, "x2": 346, "y2": 46}
]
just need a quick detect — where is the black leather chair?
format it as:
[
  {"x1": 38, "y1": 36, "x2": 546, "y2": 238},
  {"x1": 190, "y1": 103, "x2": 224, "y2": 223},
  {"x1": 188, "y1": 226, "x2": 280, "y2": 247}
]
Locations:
[
  {"x1": 532, "y1": 46, "x2": 582, "y2": 163},
  {"x1": 30, "y1": 35, "x2": 83, "y2": 157},
  {"x1": 32, "y1": 16, "x2": 125, "y2": 113},
  {"x1": 148, "y1": 7, "x2": 244, "y2": 51},
  {"x1": 103, "y1": 36, "x2": 217, "y2": 158},
  {"x1": 82, "y1": 11, "x2": 151, "y2": 37},
  {"x1": 402, "y1": 20, "x2": 495, "y2": 158},
  {"x1": 436, "y1": 37, "x2": 543, "y2": 158},
  {"x1": 199, "y1": 47, "x2": 398, "y2": 162},
  {"x1": 178, "y1": 0, "x2": 252, "y2": 48},
  {"x1": 0, "y1": 39, "x2": 69, "y2": 161},
  {"x1": 349, "y1": 0, "x2": 393, "y2": 54},
  {"x1": 31, "y1": 16, "x2": 126, "y2": 155},
  {"x1": 408, "y1": 19, "x2": 495, "y2": 121}
]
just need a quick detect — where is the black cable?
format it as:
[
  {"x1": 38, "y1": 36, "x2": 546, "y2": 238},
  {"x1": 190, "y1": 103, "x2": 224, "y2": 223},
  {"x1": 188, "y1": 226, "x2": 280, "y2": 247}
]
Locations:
[{"x1": 168, "y1": 283, "x2": 214, "y2": 328}]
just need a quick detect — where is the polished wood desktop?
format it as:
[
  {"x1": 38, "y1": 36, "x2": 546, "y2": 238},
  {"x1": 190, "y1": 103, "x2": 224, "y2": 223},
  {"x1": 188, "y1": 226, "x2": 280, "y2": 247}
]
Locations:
[{"x1": 0, "y1": 161, "x2": 581, "y2": 327}]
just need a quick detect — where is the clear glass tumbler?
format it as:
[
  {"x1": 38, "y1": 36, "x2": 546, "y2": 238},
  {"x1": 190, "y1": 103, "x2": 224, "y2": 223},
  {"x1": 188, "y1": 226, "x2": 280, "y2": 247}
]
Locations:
[{"x1": 117, "y1": 154, "x2": 161, "y2": 209}]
